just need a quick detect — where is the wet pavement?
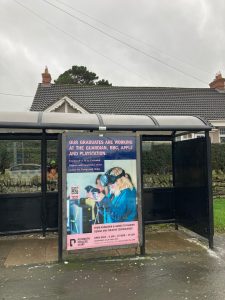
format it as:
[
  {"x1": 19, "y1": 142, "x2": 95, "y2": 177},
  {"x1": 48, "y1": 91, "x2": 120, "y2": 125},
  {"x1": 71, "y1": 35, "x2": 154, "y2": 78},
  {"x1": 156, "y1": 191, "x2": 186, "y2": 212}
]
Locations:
[
  {"x1": 1, "y1": 229, "x2": 225, "y2": 300},
  {"x1": 0, "y1": 233, "x2": 58, "y2": 268}
]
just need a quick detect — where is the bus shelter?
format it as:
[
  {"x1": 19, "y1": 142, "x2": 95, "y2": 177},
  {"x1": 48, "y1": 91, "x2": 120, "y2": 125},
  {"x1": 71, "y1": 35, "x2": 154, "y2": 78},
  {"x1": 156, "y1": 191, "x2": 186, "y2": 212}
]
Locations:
[{"x1": 0, "y1": 112, "x2": 213, "y2": 257}]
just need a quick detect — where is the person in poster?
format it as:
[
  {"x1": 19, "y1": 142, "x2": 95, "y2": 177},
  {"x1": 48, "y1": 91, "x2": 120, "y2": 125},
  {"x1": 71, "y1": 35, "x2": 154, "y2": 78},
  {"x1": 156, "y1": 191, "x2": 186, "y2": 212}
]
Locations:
[
  {"x1": 65, "y1": 135, "x2": 139, "y2": 250},
  {"x1": 47, "y1": 160, "x2": 58, "y2": 191},
  {"x1": 88, "y1": 167, "x2": 137, "y2": 223}
]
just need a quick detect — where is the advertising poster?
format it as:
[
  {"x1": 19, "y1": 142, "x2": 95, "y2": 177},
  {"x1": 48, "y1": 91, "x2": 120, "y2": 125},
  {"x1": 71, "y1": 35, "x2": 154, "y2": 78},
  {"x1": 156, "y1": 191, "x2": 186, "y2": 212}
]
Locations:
[{"x1": 65, "y1": 134, "x2": 139, "y2": 251}]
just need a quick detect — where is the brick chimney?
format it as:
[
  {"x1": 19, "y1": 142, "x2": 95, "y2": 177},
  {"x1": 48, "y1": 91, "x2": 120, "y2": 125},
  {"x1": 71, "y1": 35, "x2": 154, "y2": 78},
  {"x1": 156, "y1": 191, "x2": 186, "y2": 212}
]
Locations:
[
  {"x1": 209, "y1": 72, "x2": 225, "y2": 90},
  {"x1": 42, "y1": 66, "x2": 51, "y2": 85}
]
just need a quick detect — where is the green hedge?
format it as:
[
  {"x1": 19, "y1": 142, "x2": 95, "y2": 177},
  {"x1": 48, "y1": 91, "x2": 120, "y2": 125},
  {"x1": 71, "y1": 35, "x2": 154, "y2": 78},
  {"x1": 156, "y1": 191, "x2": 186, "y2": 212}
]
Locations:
[
  {"x1": 211, "y1": 144, "x2": 225, "y2": 172},
  {"x1": 142, "y1": 143, "x2": 225, "y2": 174},
  {"x1": 142, "y1": 143, "x2": 172, "y2": 174},
  {"x1": 142, "y1": 143, "x2": 225, "y2": 195}
]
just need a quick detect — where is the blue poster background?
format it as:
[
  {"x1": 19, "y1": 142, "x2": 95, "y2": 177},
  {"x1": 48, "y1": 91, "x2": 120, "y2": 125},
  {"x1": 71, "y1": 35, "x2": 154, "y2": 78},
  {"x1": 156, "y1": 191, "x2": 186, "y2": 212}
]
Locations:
[{"x1": 66, "y1": 136, "x2": 136, "y2": 173}]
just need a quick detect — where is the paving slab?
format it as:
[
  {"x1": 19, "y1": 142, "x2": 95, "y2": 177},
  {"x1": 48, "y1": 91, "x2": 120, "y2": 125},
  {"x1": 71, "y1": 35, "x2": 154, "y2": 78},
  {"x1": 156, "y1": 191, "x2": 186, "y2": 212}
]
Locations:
[
  {"x1": 4, "y1": 238, "x2": 58, "y2": 267},
  {"x1": 146, "y1": 230, "x2": 204, "y2": 254},
  {"x1": 0, "y1": 240, "x2": 16, "y2": 267}
]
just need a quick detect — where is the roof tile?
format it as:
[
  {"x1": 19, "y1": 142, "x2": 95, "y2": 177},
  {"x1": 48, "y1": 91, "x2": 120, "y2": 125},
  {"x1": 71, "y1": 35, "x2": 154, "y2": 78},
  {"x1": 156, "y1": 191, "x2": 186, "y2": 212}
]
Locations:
[{"x1": 30, "y1": 84, "x2": 225, "y2": 120}]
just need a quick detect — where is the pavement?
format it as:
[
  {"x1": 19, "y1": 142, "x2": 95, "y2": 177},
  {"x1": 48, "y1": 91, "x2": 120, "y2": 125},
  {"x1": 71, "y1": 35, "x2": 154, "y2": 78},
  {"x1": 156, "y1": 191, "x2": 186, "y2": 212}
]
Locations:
[
  {"x1": 0, "y1": 227, "x2": 204, "y2": 267},
  {"x1": 1, "y1": 228, "x2": 225, "y2": 299},
  {"x1": 0, "y1": 233, "x2": 58, "y2": 268}
]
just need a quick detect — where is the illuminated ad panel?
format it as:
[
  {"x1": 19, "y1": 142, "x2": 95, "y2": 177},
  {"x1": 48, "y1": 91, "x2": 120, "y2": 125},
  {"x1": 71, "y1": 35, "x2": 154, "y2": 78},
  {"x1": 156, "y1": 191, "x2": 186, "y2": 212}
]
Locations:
[{"x1": 63, "y1": 133, "x2": 140, "y2": 251}]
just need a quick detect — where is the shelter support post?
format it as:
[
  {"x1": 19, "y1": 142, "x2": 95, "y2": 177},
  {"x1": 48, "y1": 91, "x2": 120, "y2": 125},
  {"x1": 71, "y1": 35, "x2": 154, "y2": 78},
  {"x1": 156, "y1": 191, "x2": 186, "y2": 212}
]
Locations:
[
  {"x1": 41, "y1": 130, "x2": 47, "y2": 237},
  {"x1": 140, "y1": 135, "x2": 145, "y2": 255},
  {"x1": 205, "y1": 131, "x2": 214, "y2": 249},
  {"x1": 140, "y1": 226, "x2": 145, "y2": 255},
  {"x1": 172, "y1": 132, "x2": 179, "y2": 231},
  {"x1": 58, "y1": 134, "x2": 63, "y2": 262}
]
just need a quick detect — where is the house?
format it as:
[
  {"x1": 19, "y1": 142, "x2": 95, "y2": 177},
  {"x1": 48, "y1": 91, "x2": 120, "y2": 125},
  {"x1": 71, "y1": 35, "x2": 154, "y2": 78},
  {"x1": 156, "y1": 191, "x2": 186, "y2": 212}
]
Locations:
[{"x1": 30, "y1": 67, "x2": 225, "y2": 143}]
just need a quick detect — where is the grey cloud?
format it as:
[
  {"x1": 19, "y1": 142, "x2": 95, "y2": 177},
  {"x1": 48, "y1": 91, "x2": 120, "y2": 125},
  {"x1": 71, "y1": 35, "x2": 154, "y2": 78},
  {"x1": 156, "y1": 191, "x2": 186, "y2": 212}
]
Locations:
[{"x1": 0, "y1": 0, "x2": 225, "y2": 111}]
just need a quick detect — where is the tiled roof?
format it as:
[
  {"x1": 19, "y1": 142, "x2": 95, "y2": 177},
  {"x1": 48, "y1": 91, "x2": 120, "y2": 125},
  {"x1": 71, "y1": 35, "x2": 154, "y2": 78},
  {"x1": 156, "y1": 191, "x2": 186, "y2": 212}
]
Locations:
[{"x1": 30, "y1": 84, "x2": 225, "y2": 120}]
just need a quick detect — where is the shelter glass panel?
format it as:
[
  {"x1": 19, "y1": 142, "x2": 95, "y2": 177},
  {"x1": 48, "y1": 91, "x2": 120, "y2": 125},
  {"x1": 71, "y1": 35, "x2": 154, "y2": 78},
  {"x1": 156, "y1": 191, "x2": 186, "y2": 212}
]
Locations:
[
  {"x1": 142, "y1": 141, "x2": 173, "y2": 188},
  {"x1": 0, "y1": 140, "x2": 41, "y2": 193},
  {"x1": 174, "y1": 138, "x2": 210, "y2": 238}
]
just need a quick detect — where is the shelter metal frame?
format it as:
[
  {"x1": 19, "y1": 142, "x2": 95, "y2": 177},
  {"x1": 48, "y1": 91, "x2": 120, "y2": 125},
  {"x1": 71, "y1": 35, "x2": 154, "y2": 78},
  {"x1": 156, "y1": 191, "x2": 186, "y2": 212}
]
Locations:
[{"x1": 0, "y1": 112, "x2": 214, "y2": 258}]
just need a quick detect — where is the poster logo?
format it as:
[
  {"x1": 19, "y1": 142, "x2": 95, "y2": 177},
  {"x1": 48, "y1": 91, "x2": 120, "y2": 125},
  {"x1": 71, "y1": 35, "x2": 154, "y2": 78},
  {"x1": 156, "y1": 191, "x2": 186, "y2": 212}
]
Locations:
[{"x1": 70, "y1": 239, "x2": 76, "y2": 247}]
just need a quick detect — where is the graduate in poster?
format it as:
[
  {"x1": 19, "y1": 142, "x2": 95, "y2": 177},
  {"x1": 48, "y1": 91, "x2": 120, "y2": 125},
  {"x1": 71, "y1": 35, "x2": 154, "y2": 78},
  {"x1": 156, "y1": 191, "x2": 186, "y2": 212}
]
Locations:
[
  {"x1": 87, "y1": 167, "x2": 137, "y2": 224},
  {"x1": 65, "y1": 135, "x2": 139, "y2": 250}
]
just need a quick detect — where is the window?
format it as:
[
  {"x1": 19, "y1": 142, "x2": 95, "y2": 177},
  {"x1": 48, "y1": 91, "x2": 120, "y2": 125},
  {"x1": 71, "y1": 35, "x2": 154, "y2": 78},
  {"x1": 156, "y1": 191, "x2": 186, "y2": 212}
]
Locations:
[
  {"x1": 195, "y1": 134, "x2": 205, "y2": 138},
  {"x1": 0, "y1": 140, "x2": 41, "y2": 193},
  {"x1": 220, "y1": 128, "x2": 225, "y2": 143}
]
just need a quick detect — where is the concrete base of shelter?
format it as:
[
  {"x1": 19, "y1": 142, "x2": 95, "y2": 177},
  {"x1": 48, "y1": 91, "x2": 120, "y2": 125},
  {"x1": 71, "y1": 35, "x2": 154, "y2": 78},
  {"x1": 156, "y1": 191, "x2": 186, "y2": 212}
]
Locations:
[
  {"x1": 63, "y1": 245, "x2": 139, "y2": 262},
  {"x1": 0, "y1": 227, "x2": 207, "y2": 267}
]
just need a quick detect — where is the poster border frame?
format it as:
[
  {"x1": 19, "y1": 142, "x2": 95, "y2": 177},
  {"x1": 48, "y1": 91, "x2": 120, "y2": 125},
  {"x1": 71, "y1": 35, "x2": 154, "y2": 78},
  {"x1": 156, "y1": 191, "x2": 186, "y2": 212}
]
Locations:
[{"x1": 62, "y1": 131, "x2": 143, "y2": 253}]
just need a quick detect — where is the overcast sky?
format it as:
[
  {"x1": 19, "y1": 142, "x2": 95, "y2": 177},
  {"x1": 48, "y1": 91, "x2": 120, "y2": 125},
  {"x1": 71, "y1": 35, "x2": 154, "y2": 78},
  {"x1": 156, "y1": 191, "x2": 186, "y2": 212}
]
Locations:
[{"x1": 0, "y1": 0, "x2": 225, "y2": 111}]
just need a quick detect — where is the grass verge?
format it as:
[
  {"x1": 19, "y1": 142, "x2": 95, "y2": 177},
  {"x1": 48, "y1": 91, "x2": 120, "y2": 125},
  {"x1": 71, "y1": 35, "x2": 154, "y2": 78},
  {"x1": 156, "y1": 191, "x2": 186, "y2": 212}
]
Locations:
[
  {"x1": 214, "y1": 198, "x2": 225, "y2": 232},
  {"x1": 145, "y1": 199, "x2": 225, "y2": 233}
]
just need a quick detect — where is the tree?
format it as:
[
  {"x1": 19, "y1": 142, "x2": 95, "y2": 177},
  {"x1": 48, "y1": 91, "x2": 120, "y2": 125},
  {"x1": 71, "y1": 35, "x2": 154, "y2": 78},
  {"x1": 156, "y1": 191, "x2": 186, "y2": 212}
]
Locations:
[
  {"x1": 96, "y1": 79, "x2": 111, "y2": 86},
  {"x1": 54, "y1": 65, "x2": 112, "y2": 86}
]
